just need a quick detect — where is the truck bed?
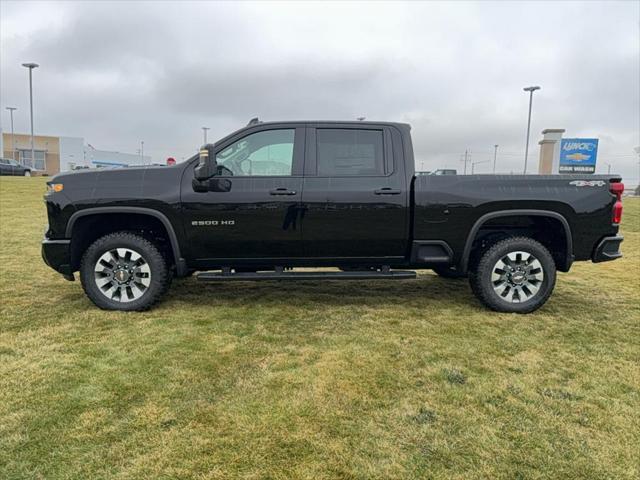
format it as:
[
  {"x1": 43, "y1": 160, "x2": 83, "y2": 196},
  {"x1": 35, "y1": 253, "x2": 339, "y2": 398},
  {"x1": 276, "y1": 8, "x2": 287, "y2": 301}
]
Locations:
[{"x1": 412, "y1": 174, "x2": 621, "y2": 267}]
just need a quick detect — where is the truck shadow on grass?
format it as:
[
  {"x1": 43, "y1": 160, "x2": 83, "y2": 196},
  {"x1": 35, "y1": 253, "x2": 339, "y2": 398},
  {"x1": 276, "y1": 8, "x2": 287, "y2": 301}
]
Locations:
[
  {"x1": 167, "y1": 273, "x2": 480, "y2": 310},
  {"x1": 163, "y1": 271, "x2": 620, "y2": 317}
]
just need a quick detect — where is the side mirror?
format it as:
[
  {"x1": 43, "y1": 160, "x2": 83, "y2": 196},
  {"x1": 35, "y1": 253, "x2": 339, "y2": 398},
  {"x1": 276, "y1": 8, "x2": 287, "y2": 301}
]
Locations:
[{"x1": 194, "y1": 145, "x2": 216, "y2": 180}]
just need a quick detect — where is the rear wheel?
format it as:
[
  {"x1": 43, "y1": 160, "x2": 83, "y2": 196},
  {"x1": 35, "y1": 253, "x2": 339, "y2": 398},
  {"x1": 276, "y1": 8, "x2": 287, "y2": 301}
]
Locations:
[
  {"x1": 469, "y1": 236, "x2": 556, "y2": 313},
  {"x1": 80, "y1": 232, "x2": 170, "y2": 311},
  {"x1": 23, "y1": 170, "x2": 31, "y2": 177}
]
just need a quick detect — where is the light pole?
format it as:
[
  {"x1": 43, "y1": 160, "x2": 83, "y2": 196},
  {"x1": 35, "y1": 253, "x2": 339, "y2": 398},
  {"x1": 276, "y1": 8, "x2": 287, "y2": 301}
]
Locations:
[
  {"x1": 523, "y1": 85, "x2": 541, "y2": 174},
  {"x1": 202, "y1": 126, "x2": 210, "y2": 144},
  {"x1": 604, "y1": 162, "x2": 611, "y2": 175},
  {"x1": 5, "y1": 107, "x2": 17, "y2": 161},
  {"x1": 493, "y1": 144, "x2": 498, "y2": 174},
  {"x1": 462, "y1": 149, "x2": 470, "y2": 175},
  {"x1": 22, "y1": 62, "x2": 39, "y2": 169},
  {"x1": 140, "y1": 141, "x2": 144, "y2": 163}
]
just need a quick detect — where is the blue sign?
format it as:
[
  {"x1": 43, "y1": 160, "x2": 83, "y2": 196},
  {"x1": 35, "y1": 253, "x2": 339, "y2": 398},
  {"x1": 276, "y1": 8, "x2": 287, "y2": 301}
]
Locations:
[{"x1": 559, "y1": 138, "x2": 598, "y2": 173}]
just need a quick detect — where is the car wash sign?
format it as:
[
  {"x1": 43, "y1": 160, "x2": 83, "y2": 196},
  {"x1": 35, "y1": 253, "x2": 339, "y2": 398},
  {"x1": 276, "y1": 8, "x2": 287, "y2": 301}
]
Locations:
[{"x1": 559, "y1": 138, "x2": 598, "y2": 173}]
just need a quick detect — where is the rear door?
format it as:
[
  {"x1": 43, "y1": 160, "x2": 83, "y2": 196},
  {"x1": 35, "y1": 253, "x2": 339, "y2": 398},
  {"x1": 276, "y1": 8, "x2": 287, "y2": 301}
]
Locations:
[
  {"x1": 181, "y1": 125, "x2": 305, "y2": 264},
  {"x1": 301, "y1": 124, "x2": 409, "y2": 259}
]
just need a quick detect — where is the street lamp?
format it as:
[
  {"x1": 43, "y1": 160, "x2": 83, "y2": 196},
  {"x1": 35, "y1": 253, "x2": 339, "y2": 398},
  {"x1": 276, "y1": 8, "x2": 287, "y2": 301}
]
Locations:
[
  {"x1": 5, "y1": 107, "x2": 17, "y2": 161},
  {"x1": 202, "y1": 126, "x2": 210, "y2": 144},
  {"x1": 22, "y1": 62, "x2": 39, "y2": 170},
  {"x1": 523, "y1": 85, "x2": 541, "y2": 174},
  {"x1": 493, "y1": 144, "x2": 499, "y2": 174}
]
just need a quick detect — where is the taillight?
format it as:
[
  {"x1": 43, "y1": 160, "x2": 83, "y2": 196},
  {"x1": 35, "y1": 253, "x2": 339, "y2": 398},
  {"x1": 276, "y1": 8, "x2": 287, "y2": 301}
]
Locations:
[{"x1": 610, "y1": 182, "x2": 624, "y2": 224}]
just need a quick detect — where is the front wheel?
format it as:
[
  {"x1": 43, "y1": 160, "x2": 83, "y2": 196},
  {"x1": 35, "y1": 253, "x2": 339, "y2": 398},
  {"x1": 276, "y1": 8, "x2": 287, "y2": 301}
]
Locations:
[
  {"x1": 80, "y1": 232, "x2": 170, "y2": 311},
  {"x1": 469, "y1": 236, "x2": 556, "y2": 313}
]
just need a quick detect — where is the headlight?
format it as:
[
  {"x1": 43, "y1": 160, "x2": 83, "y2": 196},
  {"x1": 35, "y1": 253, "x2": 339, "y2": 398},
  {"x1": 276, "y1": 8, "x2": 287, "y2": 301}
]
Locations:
[{"x1": 46, "y1": 183, "x2": 64, "y2": 193}]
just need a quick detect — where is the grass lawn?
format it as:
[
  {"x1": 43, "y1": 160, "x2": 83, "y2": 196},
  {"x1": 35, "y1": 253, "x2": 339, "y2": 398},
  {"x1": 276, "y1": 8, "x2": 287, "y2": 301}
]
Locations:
[{"x1": 1, "y1": 176, "x2": 639, "y2": 479}]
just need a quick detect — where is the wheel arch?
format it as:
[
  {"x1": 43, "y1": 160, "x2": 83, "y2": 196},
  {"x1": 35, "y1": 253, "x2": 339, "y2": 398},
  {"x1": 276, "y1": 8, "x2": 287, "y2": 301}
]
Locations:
[
  {"x1": 66, "y1": 207, "x2": 187, "y2": 275},
  {"x1": 460, "y1": 209, "x2": 573, "y2": 273}
]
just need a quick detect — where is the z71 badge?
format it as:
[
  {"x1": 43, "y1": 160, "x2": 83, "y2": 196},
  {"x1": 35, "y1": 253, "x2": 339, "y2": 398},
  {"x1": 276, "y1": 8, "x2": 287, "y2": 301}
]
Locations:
[
  {"x1": 569, "y1": 180, "x2": 606, "y2": 187},
  {"x1": 192, "y1": 220, "x2": 235, "y2": 226}
]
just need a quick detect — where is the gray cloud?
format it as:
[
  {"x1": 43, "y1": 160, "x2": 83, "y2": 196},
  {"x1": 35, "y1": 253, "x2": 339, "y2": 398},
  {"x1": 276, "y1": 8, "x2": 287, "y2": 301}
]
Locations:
[{"x1": 1, "y1": 0, "x2": 638, "y2": 180}]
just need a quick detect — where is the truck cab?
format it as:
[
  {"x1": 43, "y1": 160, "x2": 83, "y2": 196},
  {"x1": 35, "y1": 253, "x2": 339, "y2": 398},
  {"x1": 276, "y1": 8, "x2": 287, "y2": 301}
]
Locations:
[{"x1": 185, "y1": 121, "x2": 411, "y2": 267}]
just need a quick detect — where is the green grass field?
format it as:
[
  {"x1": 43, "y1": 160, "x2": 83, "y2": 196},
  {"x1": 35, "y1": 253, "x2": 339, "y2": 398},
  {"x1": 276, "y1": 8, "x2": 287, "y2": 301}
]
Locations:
[{"x1": 1, "y1": 177, "x2": 638, "y2": 479}]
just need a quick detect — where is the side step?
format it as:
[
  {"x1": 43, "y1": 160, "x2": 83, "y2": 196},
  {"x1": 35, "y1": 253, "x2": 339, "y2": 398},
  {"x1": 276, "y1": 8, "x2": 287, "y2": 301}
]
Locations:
[{"x1": 196, "y1": 269, "x2": 417, "y2": 282}]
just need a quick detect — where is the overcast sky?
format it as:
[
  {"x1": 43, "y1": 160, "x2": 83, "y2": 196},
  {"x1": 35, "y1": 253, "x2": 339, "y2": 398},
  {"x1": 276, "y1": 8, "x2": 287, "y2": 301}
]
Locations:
[{"x1": 1, "y1": 1, "x2": 638, "y2": 182}]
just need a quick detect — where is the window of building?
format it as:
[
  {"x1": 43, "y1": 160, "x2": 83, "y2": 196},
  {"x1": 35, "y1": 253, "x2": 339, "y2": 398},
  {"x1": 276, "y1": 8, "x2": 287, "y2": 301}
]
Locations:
[
  {"x1": 316, "y1": 129, "x2": 385, "y2": 176},
  {"x1": 18, "y1": 149, "x2": 46, "y2": 171},
  {"x1": 216, "y1": 129, "x2": 295, "y2": 176}
]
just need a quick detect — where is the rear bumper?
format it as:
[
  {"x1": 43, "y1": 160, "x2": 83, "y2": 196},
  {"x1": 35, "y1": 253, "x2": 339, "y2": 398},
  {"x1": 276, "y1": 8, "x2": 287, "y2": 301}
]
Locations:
[
  {"x1": 42, "y1": 238, "x2": 74, "y2": 280},
  {"x1": 592, "y1": 235, "x2": 623, "y2": 263}
]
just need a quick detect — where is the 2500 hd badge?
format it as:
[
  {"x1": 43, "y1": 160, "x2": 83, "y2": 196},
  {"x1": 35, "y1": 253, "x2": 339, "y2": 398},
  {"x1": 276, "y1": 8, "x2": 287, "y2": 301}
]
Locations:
[{"x1": 192, "y1": 220, "x2": 236, "y2": 226}]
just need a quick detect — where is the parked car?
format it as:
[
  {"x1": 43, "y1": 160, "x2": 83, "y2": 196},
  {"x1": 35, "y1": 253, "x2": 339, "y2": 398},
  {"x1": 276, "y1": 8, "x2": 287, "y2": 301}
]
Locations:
[
  {"x1": 42, "y1": 120, "x2": 624, "y2": 313},
  {"x1": 0, "y1": 158, "x2": 31, "y2": 176}
]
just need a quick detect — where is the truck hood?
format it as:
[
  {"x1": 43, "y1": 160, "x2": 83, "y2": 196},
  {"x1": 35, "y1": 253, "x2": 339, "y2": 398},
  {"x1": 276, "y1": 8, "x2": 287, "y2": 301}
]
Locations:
[
  {"x1": 51, "y1": 164, "x2": 182, "y2": 183},
  {"x1": 49, "y1": 163, "x2": 189, "y2": 204}
]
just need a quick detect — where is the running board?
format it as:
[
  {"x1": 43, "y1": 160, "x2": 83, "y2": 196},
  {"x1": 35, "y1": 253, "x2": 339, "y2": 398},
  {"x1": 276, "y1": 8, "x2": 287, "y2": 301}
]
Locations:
[{"x1": 196, "y1": 270, "x2": 417, "y2": 282}]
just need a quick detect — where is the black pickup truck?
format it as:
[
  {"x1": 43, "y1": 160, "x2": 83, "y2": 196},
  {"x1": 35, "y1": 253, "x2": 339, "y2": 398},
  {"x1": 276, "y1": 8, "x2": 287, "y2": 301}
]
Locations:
[{"x1": 42, "y1": 120, "x2": 624, "y2": 313}]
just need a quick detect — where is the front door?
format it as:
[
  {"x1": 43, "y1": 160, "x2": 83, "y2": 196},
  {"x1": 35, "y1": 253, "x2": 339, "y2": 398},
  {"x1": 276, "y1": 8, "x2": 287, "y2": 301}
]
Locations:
[
  {"x1": 181, "y1": 126, "x2": 305, "y2": 266},
  {"x1": 301, "y1": 125, "x2": 409, "y2": 259}
]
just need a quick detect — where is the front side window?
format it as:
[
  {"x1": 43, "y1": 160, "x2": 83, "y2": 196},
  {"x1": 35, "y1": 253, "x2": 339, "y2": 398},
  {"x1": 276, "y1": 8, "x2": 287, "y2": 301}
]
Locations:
[
  {"x1": 316, "y1": 129, "x2": 385, "y2": 176},
  {"x1": 215, "y1": 129, "x2": 295, "y2": 176}
]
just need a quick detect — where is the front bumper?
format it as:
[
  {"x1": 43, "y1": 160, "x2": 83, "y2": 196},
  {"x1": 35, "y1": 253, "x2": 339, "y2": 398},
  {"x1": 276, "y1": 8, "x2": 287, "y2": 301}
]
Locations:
[
  {"x1": 42, "y1": 238, "x2": 74, "y2": 280},
  {"x1": 592, "y1": 235, "x2": 623, "y2": 263}
]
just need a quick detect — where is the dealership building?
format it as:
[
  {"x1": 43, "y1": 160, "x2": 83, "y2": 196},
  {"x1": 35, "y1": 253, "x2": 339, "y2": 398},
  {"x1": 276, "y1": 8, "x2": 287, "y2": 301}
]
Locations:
[{"x1": 1, "y1": 132, "x2": 151, "y2": 175}]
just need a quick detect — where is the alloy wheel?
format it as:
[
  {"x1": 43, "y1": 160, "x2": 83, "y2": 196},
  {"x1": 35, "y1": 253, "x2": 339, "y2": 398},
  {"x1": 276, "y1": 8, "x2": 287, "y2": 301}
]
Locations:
[
  {"x1": 94, "y1": 248, "x2": 151, "y2": 302},
  {"x1": 491, "y1": 250, "x2": 544, "y2": 303}
]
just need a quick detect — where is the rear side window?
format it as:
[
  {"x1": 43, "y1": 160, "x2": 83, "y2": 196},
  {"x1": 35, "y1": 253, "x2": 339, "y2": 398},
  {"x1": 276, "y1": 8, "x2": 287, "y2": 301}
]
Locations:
[{"x1": 316, "y1": 129, "x2": 385, "y2": 176}]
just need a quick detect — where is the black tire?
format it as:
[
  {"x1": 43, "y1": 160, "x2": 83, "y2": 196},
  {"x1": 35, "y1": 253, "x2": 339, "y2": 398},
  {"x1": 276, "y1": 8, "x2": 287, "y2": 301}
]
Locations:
[
  {"x1": 433, "y1": 266, "x2": 467, "y2": 279},
  {"x1": 80, "y1": 232, "x2": 171, "y2": 311},
  {"x1": 469, "y1": 236, "x2": 556, "y2": 314}
]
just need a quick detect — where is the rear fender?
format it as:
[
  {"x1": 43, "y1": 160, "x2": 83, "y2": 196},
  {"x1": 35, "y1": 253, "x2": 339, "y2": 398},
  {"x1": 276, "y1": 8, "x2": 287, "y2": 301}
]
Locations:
[{"x1": 460, "y1": 209, "x2": 573, "y2": 273}]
